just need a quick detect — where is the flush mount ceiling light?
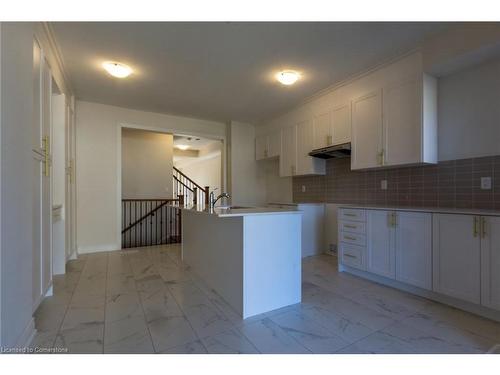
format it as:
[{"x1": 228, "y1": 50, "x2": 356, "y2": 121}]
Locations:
[
  {"x1": 102, "y1": 61, "x2": 132, "y2": 78},
  {"x1": 176, "y1": 145, "x2": 189, "y2": 151},
  {"x1": 276, "y1": 70, "x2": 300, "y2": 86}
]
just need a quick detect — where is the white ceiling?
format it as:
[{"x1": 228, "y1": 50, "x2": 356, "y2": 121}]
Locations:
[{"x1": 52, "y1": 22, "x2": 450, "y2": 123}]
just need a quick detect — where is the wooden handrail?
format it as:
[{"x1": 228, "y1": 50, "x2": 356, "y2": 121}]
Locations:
[
  {"x1": 122, "y1": 200, "x2": 180, "y2": 234},
  {"x1": 173, "y1": 166, "x2": 207, "y2": 192}
]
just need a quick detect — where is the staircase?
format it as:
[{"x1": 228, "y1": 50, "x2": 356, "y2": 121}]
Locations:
[
  {"x1": 121, "y1": 168, "x2": 209, "y2": 249},
  {"x1": 121, "y1": 199, "x2": 181, "y2": 249},
  {"x1": 173, "y1": 166, "x2": 209, "y2": 206}
]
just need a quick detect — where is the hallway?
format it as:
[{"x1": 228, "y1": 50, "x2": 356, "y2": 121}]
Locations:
[{"x1": 31, "y1": 245, "x2": 500, "y2": 354}]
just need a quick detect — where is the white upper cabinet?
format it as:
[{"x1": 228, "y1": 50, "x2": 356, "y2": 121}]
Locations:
[
  {"x1": 433, "y1": 214, "x2": 481, "y2": 304},
  {"x1": 481, "y1": 216, "x2": 500, "y2": 310},
  {"x1": 331, "y1": 102, "x2": 351, "y2": 146},
  {"x1": 351, "y1": 74, "x2": 437, "y2": 170},
  {"x1": 280, "y1": 126, "x2": 297, "y2": 177},
  {"x1": 351, "y1": 90, "x2": 383, "y2": 170},
  {"x1": 255, "y1": 134, "x2": 268, "y2": 160},
  {"x1": 268, "y1": 130, "x2": 281, "y2": 158},
  {"x1": 255, "y1": 130, "x2": 281, "y2": 160},
  {"x1": 312, "y1": 110, "x2": 331, "y2": 150},
  {"x1": 296, "y1": 119, "x2": 325, "y2": 176},
  {"x1": 313, "y1": 102, "x2": 351, "y2": 150}
]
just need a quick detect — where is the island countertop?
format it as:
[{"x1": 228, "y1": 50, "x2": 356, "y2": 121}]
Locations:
[{"x1": 178, "y1": 203, "x2": 302, "y2": 217}]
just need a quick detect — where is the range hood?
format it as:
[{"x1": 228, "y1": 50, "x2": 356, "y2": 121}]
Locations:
[{"x1": 308, "y1": 142, "x2": 351, "y2": 159}]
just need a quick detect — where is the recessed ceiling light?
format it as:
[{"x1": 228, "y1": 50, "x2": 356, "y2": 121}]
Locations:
[
  {"x1": 102, "y1": 61, "x2": 132, "y2": 78},
  {"x1": 276, "y1": 70, "x2": 300, "y2": 86},
  {"x1": 176, "y1": 145, "x2": 189, "y2": 151}
]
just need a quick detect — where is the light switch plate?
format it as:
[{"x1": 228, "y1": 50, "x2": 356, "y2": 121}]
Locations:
[
  {"x1": 380, "y1": 180, "x2": 388, "y2": 190},
  {"x1": 301, "y1": 185, "x2": 306, "y2": 193},
  {"x1": 481, "y1": 177, "x2": 492, "y2": 190}
]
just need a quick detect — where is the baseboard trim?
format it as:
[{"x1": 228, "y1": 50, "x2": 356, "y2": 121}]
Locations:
[
  {"x1": 67, "y1": 249, "x2": 77, "y2": 261},
  {"x1": 340, "y1": 264, "x2": 500, "y2": 323},
  {"x1": 14, "y1": 318, "x2": 36, "y2": 349},
  {"x1": 77, "y1": 243, "x2": 120, "y2": 254}
]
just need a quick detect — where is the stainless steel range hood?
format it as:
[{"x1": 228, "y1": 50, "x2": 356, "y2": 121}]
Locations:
[{"x1": 308, "y1": 142, "x2": 351, "y2": 159}]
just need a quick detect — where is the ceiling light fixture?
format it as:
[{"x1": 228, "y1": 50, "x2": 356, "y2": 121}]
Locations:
[
  {"x1": 176, "y1": 145, "x2": 189, "y2": 151},
  {"x1": 102, "y1": 61, "x2": 132, "y2": 78},
  {"x1": 276, "y1": 70, "x2": 300, "y2": 86}
]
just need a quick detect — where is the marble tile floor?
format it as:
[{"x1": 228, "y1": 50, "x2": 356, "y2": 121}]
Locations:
[{"x1": 30, "y1": 244, "x2": 500, "y2": 354}]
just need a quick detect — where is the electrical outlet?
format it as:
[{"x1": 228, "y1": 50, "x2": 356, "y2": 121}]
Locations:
[
  {"x1": 301, "y1": 185, "x2": 306, "y2": 193},
  {"x1": 380, "y1": 180, "x2": 388, "y2": 190},
  {"x1": 481, "y1": 177, "x2": 492, "y2": 190}
]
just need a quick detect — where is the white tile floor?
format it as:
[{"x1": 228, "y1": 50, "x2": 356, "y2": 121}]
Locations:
[{"x1": 30, "y1": 244, "x2": 500, "y2": 354}]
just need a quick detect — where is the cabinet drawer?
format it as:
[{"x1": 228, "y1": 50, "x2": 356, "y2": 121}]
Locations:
[
  {"x1": 340, "y1": 220, "x2": 366, "y2": 234},
  {"x1": 340, "y1": 209, "x2": 366, "y2": 222},
  {"x1": 340, "y1": 232, "x2": 366, "y2": 246},
  {"x1": 340, "y1": 243, "x2": 366, "y2": 270}
]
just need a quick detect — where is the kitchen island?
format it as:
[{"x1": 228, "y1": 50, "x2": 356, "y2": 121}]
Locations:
[{"x1": 181, "y1": 204, "x2": 302, "y2": 319}]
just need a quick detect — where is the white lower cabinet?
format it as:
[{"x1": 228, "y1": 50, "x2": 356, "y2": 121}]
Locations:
[
  {"x1": 395, "y1": 212, "x2": 432, "y2": 290},
  {"x1": 481, "y1": 216, "x2": 500, "y2": 310},
  {"x1": 366, "y1": 210, "x2": 395, "y2": 279},
  {"x1": 433, "y1": 214, "x2": 481, "y2": 305}
]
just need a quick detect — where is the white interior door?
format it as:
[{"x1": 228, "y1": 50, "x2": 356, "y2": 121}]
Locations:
[
  {"x1": 433, "y1": 214, "x2": 481, "y2": 304},
  {"x1": 395, "y1": 211, "x2": 432, "y2": 290},
  {"x1": 366, "y1": 210, "x2": 395, "y2": 279},
  {"x1": 351, "y1": 90, "x2": 383, "y2": 170},
  {"x1": 481, "y1": 216, "x2": 500, "y2": 310},
  {"x1": 32, "y1": 41, "x2": 52, "y2": 311}
]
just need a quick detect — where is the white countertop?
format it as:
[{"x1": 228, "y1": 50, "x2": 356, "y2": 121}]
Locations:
[
  {"x1": 339, "y1": 204, "x2": 500, "y2": 216},
  {"x1": 179, "y1": 203, "x2": 301, "y2": 217}
]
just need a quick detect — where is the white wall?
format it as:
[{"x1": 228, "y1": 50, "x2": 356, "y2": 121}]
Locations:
[
  {"x1": 438, "y1": 57, "x2": 500, "y2": 161},
  {"x1": 263, "y1": 158, "x2": 293, "y2": 204},
  {"x1": 0, "y1": 22, "x2": 35, "y2": 348},
  {"x1": 121, "y1": 128, "x2": 173, "y2": 199},
  {"x1": 229, "y1": 121, "x2": 266, "y2": 207},
  {"x1": 76, "y1": 101, "x2": 226, "y2": 253},
  {"x1": 177, "y1": 152, "x2": 222, "y2": 194}
]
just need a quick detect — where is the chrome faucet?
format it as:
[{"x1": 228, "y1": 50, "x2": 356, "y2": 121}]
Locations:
[{"x1": 209, "y1": 189, "x2": 231, "y2": 210}]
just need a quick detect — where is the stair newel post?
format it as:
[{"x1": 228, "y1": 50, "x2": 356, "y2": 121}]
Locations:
[
  {"x1": 193, "y1": 187, "x2": 197, "y2": 205},
  {"x1": 205, "y1": 186, "x2": 210, "y2": 207}
]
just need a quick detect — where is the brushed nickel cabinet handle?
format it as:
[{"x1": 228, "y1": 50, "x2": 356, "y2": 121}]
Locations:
[
  {"x1": 344, "y1": 235, "x2": 356, "y2": 241},
  {"x1": 344, "y1": 254, "x2": 357, "y2": 259},
  {"x1": 344, "y1": 224, "x2": 357, "y2": 229}
]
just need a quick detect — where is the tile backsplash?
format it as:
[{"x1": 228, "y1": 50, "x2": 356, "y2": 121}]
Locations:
[{"x1": 293, "y1": 155, "x2": 500, "y2": 210}]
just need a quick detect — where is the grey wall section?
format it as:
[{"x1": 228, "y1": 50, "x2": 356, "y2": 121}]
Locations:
[
  {"x1": 0, "y1": 22, "x2": 35, "y2": 347},
  {"x1": 438, "y1": 57, "x2": 500, "y2": 161}
]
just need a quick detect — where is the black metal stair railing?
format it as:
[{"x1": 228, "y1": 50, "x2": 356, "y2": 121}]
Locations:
[{"x1": 121, "y1": 198, "x2": 181, "y2": 249}]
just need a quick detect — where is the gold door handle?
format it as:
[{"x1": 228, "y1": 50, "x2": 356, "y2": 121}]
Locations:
[
  {"x1": 481, "y1": 217, "x2": 487, "y2": 238},
  {"x1": 326, "y1": 135, "x2": 333, "y2": 145},
  {"x1": 473, "y1": 216, "x2": 479, "y2": 237},
  {"x1": 42, "y1": 135, "x2": 50, "y2": 177}
]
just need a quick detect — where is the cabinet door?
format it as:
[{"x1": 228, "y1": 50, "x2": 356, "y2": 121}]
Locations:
[
  {"x1": 280, "y1": 126, "x2": 296, "y2": 177},
  {"x1": 312, "y1": 110, "x2": 331, "y2": 149},
  {"x1": 481, "y1": 216, "x2": 500, "y2": 310},
  {"x1": 331, "y1": 102, "x2": 351, "y2": 145},
  {"x1": 255, "y1": 134, "x2": 268, "y2": 160},
  {"x1": 268, "y1": 131, "x2": 281, "y2": 158},
  {"x1": 433, "y1": 214, "x2": 481, "y2": 304},
  {"x1": 366, "y1": 210, "x2": 395, "y2": 279},
  {"x1": 395, "y1": 212, "x2": 432, "y2": 290},
  {"x1": 296, "y1": 119, "x2": 325, "y2": 176},
  {"x1": 351, "y1": 90, "x2": 383, "y2": 170},
  {"x1": 383, "y1": 77, "x2": 421, "y2": 166}
]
